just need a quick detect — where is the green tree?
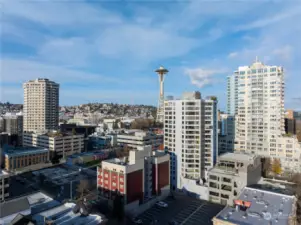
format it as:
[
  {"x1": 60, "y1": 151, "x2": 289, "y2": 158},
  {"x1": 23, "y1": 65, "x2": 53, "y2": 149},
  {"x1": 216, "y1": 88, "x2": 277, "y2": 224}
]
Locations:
[{"x1": 271, "y1": 158, "x2": 282, "y2": 175}]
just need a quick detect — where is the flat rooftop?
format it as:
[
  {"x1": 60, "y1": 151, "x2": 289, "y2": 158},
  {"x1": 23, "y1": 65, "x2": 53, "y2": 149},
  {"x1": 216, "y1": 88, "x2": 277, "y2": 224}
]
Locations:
[
  {"x1": 219, "y1": 152, "x2": 258, "y2": 162},
  {"x1": 32, "y1": 164, "x2": 96, "y2": 185},
  {"x1": 33, "y1": 202, "x2": 104, "y2": 225},
  {"x1": 4, "y1": 146, "x2": 48, "y2": 157},
  {"x1": 215, "y1": 187, "x2": 296, "y2": 225}
]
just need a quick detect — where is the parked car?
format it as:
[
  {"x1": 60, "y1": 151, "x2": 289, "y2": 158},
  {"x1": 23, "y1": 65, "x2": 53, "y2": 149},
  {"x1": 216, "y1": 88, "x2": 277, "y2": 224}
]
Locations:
[
  {"x1": 155, "y1": 201, "x2": 168, "y2": 208},
  {"x1": 132, "y1": 217, "x2": 143, "y2": 224}
]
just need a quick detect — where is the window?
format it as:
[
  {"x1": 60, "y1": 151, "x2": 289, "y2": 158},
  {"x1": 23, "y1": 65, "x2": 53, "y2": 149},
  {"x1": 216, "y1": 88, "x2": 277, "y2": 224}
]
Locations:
[{"x1": 209, "y1": 191, "x2": 219, "y2": 197}]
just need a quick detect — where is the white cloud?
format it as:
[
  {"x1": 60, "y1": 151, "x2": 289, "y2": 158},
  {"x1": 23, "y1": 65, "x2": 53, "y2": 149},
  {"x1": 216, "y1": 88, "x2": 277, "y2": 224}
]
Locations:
[
  {"x1": 2, "y1": 1, "x2": 122, "y2": 26},
  {"x1": 184, "y1": 68, "x2": 227, "y2": 88},
  {"x1": 228, "y1": 52, "x2": 238, "y2": 58}
]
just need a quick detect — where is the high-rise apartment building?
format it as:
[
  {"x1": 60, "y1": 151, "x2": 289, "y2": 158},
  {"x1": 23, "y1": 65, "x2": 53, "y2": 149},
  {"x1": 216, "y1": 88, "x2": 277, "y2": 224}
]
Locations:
[
  {"x1": 227, "y1": 75, "x2": 237, "y2": 115},
  {"x1": 233, "y1": 60, "x2": 301, "y2": 172},
  {"x1": 164, "y1": 92, "x2": 218, "y2": 190},
  {"x1": 23, "y1": 78, "x2": 59, "y2": 132},
  {"x1": 218, "y1": 113, "x2": 235, "y2": 155}
]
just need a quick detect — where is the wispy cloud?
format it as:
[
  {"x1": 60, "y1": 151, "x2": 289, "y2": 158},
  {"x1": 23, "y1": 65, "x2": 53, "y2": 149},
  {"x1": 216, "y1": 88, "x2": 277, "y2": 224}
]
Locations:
[
  {"x1": 184, "y1": 68, "x2": 227, "y2": 88},
  {"x1": 0, "y1": 58, "x2": 120, "y2": 84}
]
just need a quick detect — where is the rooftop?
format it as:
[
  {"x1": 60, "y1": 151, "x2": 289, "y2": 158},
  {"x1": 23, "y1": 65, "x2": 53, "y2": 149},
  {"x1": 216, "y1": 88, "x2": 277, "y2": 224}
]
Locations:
[
  {"x1": 219, "y1": 152, "x2": 258, "y2": 163},
  {"x1": 0, "y1": 197, "x2": 30, "y2": 218},
  {"x1": 32, "y1": 202, "x2": 104, "y2": 225},
  {"x1": 4, "y1": 145, "x2": 48, "y2": 157},
  {"x1": 215, "y1": 187, "x2": 296, "y2": 225}
]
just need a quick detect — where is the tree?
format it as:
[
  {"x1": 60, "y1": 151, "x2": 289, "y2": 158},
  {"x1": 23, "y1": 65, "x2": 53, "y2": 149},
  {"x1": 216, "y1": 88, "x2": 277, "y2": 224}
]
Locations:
[
  {"x1": 262, "y1": 157, "x2": 272, "y2": 177},
  {"x1": 51, "y1": 152, "x2": 60, "y2": 164},
  {"x1": 76, "y1": 179, "x2": 90, "y2": 200},
  {"x1": 271, "y1": 158, "x2": 282, "y2": 175}
]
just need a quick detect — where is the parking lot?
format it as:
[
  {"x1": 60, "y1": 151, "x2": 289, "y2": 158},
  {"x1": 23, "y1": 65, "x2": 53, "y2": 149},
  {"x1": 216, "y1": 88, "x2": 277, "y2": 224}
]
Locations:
[{"x1": 133, "y1": 194, "x2": 224, "y2": 225}]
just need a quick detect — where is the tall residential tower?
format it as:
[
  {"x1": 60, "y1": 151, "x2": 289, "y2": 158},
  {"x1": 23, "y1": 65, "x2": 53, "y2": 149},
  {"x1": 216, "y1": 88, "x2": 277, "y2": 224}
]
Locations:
[
  {"x1": 234, "y1": 60, "x2": 301, "y2": 172},
  {"x1": 23, "y1": 78, "x2": 59, "y2": 132},
  {"x1": 164, "y1": 92, "x2": 218, "y2": 190}
]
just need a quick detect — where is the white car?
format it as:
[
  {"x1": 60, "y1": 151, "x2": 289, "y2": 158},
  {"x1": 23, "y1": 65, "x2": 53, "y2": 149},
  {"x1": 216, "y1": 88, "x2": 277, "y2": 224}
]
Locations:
[{"x1": 156, "y1": 201, "x2": 168, "y2": 208}]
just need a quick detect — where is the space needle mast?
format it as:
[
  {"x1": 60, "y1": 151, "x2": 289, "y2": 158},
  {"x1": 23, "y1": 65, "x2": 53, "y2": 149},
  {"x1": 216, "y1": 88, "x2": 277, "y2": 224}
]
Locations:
[{"x1": 155, "y1": 66, "x2": 169, "y2": 123}]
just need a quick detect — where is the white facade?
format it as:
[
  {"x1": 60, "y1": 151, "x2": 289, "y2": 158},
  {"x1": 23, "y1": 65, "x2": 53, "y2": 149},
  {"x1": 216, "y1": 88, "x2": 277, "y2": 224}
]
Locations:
[
  {"x1": 234, "y1": 60, "x2": 301, "y2": 172},
  {"x1": 23, "y1": 132, "x2": 84, "y2": 158},
  {"x1": 23, "y1": 78, "x2": 59, "y2": 132},
  {"x1": 164, "y1": 92, "x2": 218, "y2": 190},
  {"x1": 117, "y1": 130, "x2": 163, "y2": 150}
]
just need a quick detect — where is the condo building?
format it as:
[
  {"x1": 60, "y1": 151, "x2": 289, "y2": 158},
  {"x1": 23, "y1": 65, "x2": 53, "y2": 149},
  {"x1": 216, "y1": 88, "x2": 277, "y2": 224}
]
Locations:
[
  {"x1": 229, "y1": 60, "x2": 301, "y2": 172},
  {"x1": 218, "y1": 113, "x2": 235, "y2": 155},
  {"x1": 23, "y1": 78, "x2": 59, "y2": 132},
  {"x1": 164, "y1": 92, "x2": 218, "y2": 190}
]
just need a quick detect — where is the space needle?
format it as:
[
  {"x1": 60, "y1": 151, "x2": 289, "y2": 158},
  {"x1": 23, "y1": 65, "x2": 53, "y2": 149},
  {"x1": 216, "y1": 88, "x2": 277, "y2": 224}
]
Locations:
[{"x1": 155, "y1": 66, "x2": 169, "y2": 123}]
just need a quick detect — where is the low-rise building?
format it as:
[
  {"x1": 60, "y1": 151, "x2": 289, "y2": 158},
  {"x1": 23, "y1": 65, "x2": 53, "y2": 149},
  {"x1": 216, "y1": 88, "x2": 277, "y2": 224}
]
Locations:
[
  {"x1": 3, "y1": 145, "x2": 49, "y2": 171},
  {"x1": 23, "y1": 131, "x2": 84, "y2": 158},
  {"x1": 212, "y1": 186, "x2": 297, "y2": 225},
  {"x1": 97, "y1": 145, "x2": 170, "y2": 212},
  {"x1": 0, "y1": 170, "x2": 9, "y2": 201},
  {"x1": 88, "y1": 133, "x2": 115, "y2": 150},
  {"x1": 117, "y1": 130, "x2": 163, "y2": 150},
  {"x1": 208, "y1": 152, "x2": 261, "y2": 205}
]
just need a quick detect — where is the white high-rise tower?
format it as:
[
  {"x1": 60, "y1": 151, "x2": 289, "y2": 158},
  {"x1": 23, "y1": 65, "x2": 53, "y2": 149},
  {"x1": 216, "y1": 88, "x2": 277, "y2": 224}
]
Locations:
[
  {"x1": 234, "y1": 59, "x2": 301, "y2": 172},
  {"x1": 164, "y1": 92, "x2": 218, "y2": 190},
  {"x1": 155, "y1": 66, "x2": 168, "y2": 123}
]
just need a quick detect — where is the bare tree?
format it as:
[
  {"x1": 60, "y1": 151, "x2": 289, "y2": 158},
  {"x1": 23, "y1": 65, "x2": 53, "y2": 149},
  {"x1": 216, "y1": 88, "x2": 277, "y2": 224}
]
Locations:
[{"x1": 77, "y1": 179, "x2": 90, "y2": 200}]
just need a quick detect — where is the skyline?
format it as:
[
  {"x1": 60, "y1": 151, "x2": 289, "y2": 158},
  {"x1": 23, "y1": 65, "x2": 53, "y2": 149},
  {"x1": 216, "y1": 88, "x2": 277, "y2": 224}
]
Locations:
[{"x1": 1, "y1": 1, "x2": 301, "y2": 110}]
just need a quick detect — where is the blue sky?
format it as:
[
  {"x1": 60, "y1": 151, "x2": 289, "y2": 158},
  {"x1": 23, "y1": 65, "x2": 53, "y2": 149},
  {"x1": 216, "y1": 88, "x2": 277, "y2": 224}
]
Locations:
[{"x1": 1, "y1": 0, "x2": 301, "y2": 110}]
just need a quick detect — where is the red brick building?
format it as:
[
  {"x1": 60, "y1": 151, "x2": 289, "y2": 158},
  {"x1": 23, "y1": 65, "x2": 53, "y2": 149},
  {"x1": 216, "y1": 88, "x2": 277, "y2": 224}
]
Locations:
[{"x1": 97, "y1": 145, "x2": 170, "y2": 206}]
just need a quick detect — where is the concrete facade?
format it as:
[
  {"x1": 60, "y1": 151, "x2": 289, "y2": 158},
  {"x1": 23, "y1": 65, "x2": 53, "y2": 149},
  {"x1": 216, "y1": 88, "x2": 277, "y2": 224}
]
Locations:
[
  {"x1": 23, "y1": 131, "x2": 84, "y2": 158},
  {"x1": 117, "y1": 130, "x2": 163, "y2": 150},
  {"x1": 164, "y1": 92, "x2": 218, "y2": 190},
  {"x1": 208, "y1": 152, "x2": 261, "y2": 206},
  {"x1": 232, "y1": 60, "x2": 301, "y2": 172},
  {"x1": 23, "y1": 78, "x2": 59, "y2": 132}
]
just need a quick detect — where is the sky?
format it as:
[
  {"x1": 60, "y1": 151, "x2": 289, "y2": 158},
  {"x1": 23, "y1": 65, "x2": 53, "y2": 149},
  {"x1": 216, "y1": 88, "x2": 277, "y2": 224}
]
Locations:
[{"x1": 1, "y1": 0, "x2": 301, "y2": 110}]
